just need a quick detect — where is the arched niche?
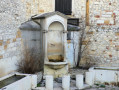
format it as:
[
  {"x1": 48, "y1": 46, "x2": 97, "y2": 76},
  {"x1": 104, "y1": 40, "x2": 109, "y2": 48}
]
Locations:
[{"x1": 47, "y1": 21, "x2": 65, "y2": 62}]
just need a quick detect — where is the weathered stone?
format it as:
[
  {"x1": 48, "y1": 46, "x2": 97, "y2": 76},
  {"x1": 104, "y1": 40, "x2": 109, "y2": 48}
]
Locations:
[
  {"x1": 13, "y1": 38, "x2": 16, "y2": 42},
  {"x1": 104, "y1": 20, "x2": 110, "y2": 25},
  {"x1": 4, "y1": 45, "x2": 7, "y2": 50},
  {"x1": 6, "y1": 39, "x2": 10, "y2": 44},
  {"x1": 87, "y1": 31, "x2": 94, "y2": 34},
  {"x1": 0, "y1": 42, "x2": 2, "y2": 46},
  {"x1": 115, "y1": 32, "x2": 119, "y2": 36},
  {"x1": 0, "y1": 55, "x2": 3, "y2": 59}
]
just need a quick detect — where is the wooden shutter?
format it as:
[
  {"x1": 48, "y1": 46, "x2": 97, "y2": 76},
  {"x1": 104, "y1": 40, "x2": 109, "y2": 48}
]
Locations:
[{"x1": 55, "y1": 0, "x2": 72, "y2": 15}]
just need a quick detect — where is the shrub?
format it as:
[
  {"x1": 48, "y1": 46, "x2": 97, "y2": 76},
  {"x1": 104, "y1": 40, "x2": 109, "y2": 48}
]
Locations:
[{"x1": 17, "y1": 48, "x2": 43, "y2": 74}]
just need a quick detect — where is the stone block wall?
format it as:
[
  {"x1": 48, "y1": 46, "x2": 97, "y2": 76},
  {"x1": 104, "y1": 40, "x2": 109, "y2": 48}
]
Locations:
[
  {"x1": 22, "y1": 0, "x2": 54, "y2": 19},
  {"x1": 0, "y1": 0, "x2": 26, "y2": 77},
  {"x1": 79, "y1": 0, "x2": 119, "y2": 67},
  {"x1": 89, "y1": 0, "x2": 119, "y2": 26},
  {"x1": 72, "y1": 0, "x2": 86, "y2": 19},
  {"x1": 80, "y1": 26, "x2": 119, "y2": 67}
]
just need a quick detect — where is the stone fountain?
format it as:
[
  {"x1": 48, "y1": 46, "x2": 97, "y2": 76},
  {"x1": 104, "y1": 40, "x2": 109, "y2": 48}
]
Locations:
[{"x1": 31, "y1": 12, "x2": 69, "y2": 78}]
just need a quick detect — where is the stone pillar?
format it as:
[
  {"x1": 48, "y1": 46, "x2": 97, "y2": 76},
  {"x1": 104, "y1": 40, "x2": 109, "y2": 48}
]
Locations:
[
  {"x1": 62, "y1": 75, "x2": 70, "y2": 90},
  {"x1": 76, "y1": 74, "x2": 84, "y2": 89},
  {"x1": 85, "y1": 72, "x2": 94, "y2": 86},
  {"x1": 43, "y1": 30, "x2": 48, "y2": 61},
  {"x1": 63, "y1": 30, "x2": 67, "y2": 61},
  {"x1": 45, "y1": 75, "x2": 53, "y2": 90}
]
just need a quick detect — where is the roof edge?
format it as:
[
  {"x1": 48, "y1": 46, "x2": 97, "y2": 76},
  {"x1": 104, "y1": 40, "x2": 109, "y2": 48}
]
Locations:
[{"x1": 31, "y1": 11, "x2": 69, "y2": 20}]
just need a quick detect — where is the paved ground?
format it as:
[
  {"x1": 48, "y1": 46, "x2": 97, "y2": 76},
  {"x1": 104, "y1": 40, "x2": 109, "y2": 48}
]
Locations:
[
  {"x1": 36, "y1": 78, "x2": 119, "y2": 90},
  {"x1": 84, "y1": 85, "x2": 119, "y2": 90},
  {"x1": 34, "y1": 69, "x2": 119, "y2": 90},
  {"x1": 33, "y1": 85, "x2": 119, "y2": 90}
]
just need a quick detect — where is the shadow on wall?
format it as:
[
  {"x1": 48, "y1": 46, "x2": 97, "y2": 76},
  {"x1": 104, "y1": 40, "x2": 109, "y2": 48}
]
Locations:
[{"x1": 79, "y1": 56, "x2": 97, "y2": 69}]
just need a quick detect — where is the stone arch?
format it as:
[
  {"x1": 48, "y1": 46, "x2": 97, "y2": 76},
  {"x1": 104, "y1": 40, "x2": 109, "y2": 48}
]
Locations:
[
  {"x1": 48, "y1": 21, "x2": 64, "y2": 31},
  {"x1": 47, "y1": 21, "x2": 64, "y2": 62},
  {"x1": 47, "y1": 19, "x2": 66, "y2": 31}
]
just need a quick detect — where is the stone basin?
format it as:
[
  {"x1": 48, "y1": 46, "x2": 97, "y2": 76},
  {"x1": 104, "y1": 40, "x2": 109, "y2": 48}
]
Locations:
[
  {"x1": 0, "y1": 73, "x2": 37, "y2": 90},
  {"x1": 89, "y1": 67, "x2": 119, "y2": 85},
  {"x1": 45, "y1": 62, "x2": 68, "y2": 70},
  {"x1": 0, "y1": 75, "x2": 25, "y2": 89}
]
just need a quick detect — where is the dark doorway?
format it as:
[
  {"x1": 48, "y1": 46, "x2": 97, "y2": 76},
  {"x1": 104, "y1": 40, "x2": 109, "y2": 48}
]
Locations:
[{"x1": 55, "y1": 0, "x2": 72, "y2": 15}]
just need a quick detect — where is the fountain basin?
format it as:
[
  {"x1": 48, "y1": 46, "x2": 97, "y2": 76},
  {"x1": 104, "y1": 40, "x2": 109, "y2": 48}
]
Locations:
[
  {"x1": 0, "y1": 73, "x2": 37, "y2": 90},
  {"x1": 0, "y1": 75, "x2": 25, "y2": 89},
  {"x1": 45, "y1": 62, "x2": 67, "y2": 70},
  {"x1": 89, "y1": 67, "x2": 119, "y2": 85}
]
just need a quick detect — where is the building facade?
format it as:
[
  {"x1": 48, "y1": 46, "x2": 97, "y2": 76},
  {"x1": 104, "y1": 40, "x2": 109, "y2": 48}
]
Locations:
[{"x1": 0, "y1": 0, "x2": 119, "y2": 77}]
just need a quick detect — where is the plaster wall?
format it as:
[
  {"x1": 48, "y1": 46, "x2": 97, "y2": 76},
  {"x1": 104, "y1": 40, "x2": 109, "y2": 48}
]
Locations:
[
  {"x1": 21, "y1": 30, "x2": 41, "y2": 54},
  {"x1": 66, "y1": 31, "x2": 80, "y2": 67}
]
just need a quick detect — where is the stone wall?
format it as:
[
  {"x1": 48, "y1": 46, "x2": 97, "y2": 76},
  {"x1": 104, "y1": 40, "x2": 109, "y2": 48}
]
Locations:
[
  {"x1": 80, "y1": 26, "x2": 119, "y2": 67},
  {"x1": 0, "y1": 0, "x2": 71, "y2": 77},
  {"x1": 80, "y1": 0, "x2": 119, "y2": 67},
  {"x1": 22, "y1": 0, "x2": 54, "y2": 19},
  {"x1": 89, "y1": 0, "x2": 119, "y2": 26},
  {"x1": 72, "y1": 0, "x2": 86, "y2": 19},
  {"x1": 1, "y1": 0, "x2": 119, "y2": 77},
  {"x1": 0, "y1": 0, "x2": 26, "y2": 77}
]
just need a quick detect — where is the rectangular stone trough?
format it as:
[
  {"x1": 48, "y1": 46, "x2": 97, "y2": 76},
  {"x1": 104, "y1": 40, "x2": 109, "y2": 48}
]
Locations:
[
  {"x1": 89, "y1": 67, "x2": 119, "y2": 85},
  {"x1": 0, "y1": 72, "x2": 37, "y2": 90}
]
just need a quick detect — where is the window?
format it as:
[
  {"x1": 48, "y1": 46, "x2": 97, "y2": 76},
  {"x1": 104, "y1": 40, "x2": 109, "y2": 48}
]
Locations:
[
  {"x1": 55, "y1": 0, "x2": 72, "y2": 15},
  {"x1": 68, "y1": 18, "x2": 79, "y2": 26}
]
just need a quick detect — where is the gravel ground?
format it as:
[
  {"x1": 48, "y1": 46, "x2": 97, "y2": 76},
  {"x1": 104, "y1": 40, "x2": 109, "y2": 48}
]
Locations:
[{"x1": 69, "y1": 68, "x2": 88, "y2": 76}]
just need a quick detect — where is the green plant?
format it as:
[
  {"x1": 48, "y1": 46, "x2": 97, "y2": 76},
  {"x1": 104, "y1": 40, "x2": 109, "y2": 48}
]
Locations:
[
  {"x1": 17, "y1": 48, "x2": 43, "y2": 74},
  {"x1": 37, "y1": 83, "x2": 40, "y2": 87},
  {"x1": 95, "y1": 83, "x2": 100, "y2": 86},
  {"x1": 100, "y1": 84, "x2": 105, "y2": 88}
]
